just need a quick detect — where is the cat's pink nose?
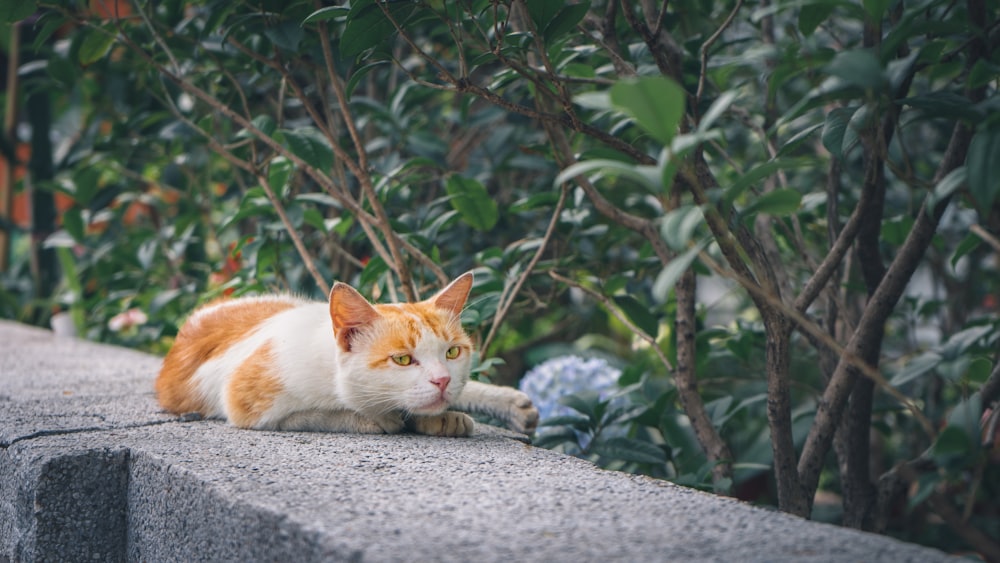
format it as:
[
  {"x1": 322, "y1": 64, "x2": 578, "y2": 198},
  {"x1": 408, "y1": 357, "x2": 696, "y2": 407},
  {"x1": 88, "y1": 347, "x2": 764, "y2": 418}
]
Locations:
[{"x1": 430, "y1": 376, "x2": 451, "y2": 392}]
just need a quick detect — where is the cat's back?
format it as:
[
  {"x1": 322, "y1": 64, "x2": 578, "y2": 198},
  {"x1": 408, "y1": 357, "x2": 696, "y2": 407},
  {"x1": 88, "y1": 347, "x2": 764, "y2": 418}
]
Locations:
[{"x1": 155, "y1": 294, "x2": 313, "y2": 415}]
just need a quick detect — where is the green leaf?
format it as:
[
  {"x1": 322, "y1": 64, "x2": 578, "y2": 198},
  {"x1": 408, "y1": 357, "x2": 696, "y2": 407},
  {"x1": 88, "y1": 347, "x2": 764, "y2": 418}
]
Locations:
[
  {"x1": 71, "y1": 167, "x2": 101, "y2": 206},
  {"x1": 573, "y1": 91, "x2": 612, "y2": 110},
  {"x1": 62, "y1": 208, "x2": 85, "y2": 242},
  {"x1": 302, "y1": 5, "x2": 349, "y2": 24},
  {"x1": 32, "y1": 13, "x2": 68, "y2": 51},
  {"x1": 302, "y1": 207, "x2": 326, "y2": 231},
  {"x1": 821, "y1": 107, "x2": 857, "y2": 158},
  {"x1": 612, "y1": 294, "x2": 660, "y2": 338},
  {"x1": 886, "y1": 49, "x2": 920, "y2": 94},
  {"x1": 660, "y1": 204, "x2": 705, "y2": 251},
  {"x1": 740, "y1": 189, "x2": 802, "y2": 219},
  {"x1": 902, "y1": 91, "x2": 985, "y2": 122},
  {"x1": 543, "y1": 2, "x2": 590, "y2": 42},
  {"x1": 799, "y1": 3, "x2": 834, "y2": 36},
  {"x1": 0, "y1": 0, "x2": 35, "y2": 23},
  {"x1": 862, "y1": 0, "x2": 891, "y2": 21},
  {"x1": 55, "y1": 247, "x2": 86, "y2": 334},
  {"x1": 706, "y1": 395, "x2": 734, "y2": 427},
  {"x1": 532, "y1": 428, "x2": 581, "y2": 449},
  {"x1": 881, "y1": 216, "x2": 913, "y2": 246},
  {"x1": 296, "y1": 192, "x2": 341, "y2": 207},
  {"x1": 603, "y1": 403, "x2": 649, "y2": 426},
  {"x1": 968, "y1": 60, "x2": 1000, "y2": 90},
  {"x1": 591, "y1": 437, "x2": 667, "y2": 465},
  {"x1": 966, "y1": 128, "x2": 1000, "y2": 213},
  {"x1": 776, "y1": 122, "x2": 824, "y2": 157},
  {"x1": 78, "y1": 27, "x2": 116, "y2": 65},
  {"x1": 559, "y1": 391, "x2": 601, "y2": 420},
  {"x1": 281, "y1": 128, "x2": 334, "y2": 171},
  {"x1": 725, "y1": 158, "x2": 811, "y2": 203},
  {"x1": 609, "y1": 77, "x2": 686, "y2": 146},
  {"x1": 526, "y1": 0, "x2": 562, "y2": 33},
  {"x1": 698, "y1": 90, "x2": 738, "y2": 133},
  {"x1": 347, "y1": 61, "x2": 390, "y2": 99},
  {"x1": 444, "y1": 175, "x2": 498, "y2": 231},
  {"x1": 907, "y1": 473, "x2": 938, "y2": 509},
  {"x1": 652, "y1": 238, "x2": 709, "y2": 303},
  {"x1": 939, "y1": 325, "x2": 993, "y2": 361},
  {"x1": 825, "y1": 49, "x2": 886, "y2": 92},
  {"x1": 926, "y1": 166, "x2": 965, "y2": 211},
  {"x1": 340, "y1": 0, "x2": 415, "y2": 58},
  {"x1": 264, "y1": 19, "x2": 303, "y2": 51},
  {"x1": 540, "y1": 414, "x2": 592, "y2": 431},
  {"x1": 239, "y1": 114, "x2": 277, "y2": 139},
  {"x1": 47, "y1": 55, "x2": 77, "y2": 91},
  {"x1": 947, "y1": 394, "x2": 982, "y2": 438},
  {"x1": 267, "y1": 157, "x2": 294, "y2": 196},
  {"x1": 555, "y1": 159, "x2": 661, "y2": 193},
  {"x1": 951, "y1": 233, "x2": 982, "y2": 269},
  {"x1": 931, "y1": 410, "x2": 977, "y2": 466},
  {"x1": 968, "y1": 357, "x2": 992, "y2": 385},
  {"x1": 889, "y1": 352, "x2": 942, "y2": 387}
]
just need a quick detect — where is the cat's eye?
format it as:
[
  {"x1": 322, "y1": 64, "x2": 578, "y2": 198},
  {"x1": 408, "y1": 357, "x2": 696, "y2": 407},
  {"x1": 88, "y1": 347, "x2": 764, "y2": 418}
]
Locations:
[
  {"x1": 445, "y1": 346, "x2": 461, "y2": 360},
  {"x1": 391, "y1": 354, "x2": 412, "y2": 366}
]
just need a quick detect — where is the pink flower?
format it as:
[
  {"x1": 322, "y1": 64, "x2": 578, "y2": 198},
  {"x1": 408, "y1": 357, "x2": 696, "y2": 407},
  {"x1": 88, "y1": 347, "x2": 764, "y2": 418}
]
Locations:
[{"x1": 108, "y1": 308, "x2": 148, "y2": 332}]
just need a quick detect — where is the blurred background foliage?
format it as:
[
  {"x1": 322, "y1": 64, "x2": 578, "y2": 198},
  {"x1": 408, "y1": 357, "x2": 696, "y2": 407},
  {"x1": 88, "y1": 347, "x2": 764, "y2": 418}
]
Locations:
[{"x1": 1, "y1": 0, "x2": 999, "y2": 557}]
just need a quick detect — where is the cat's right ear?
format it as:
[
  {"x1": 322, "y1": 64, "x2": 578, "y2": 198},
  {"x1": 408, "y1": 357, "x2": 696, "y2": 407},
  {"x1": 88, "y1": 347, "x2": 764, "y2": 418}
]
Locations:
[{"x1": 329, "y1": 283, "x2": 380, "y2": 352}]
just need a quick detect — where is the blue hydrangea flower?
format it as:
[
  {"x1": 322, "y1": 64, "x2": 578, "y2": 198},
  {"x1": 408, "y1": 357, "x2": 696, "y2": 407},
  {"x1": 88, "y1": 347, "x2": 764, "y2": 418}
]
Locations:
[{"x1": 518, "y1": 355, "x2": 626, "y2": 450}]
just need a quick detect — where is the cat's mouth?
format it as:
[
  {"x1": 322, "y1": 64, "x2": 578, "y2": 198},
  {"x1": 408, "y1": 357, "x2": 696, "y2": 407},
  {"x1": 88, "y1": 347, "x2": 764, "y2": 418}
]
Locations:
[{"x1": 413, "y1": 396, "x2": 450, "y2": 414}]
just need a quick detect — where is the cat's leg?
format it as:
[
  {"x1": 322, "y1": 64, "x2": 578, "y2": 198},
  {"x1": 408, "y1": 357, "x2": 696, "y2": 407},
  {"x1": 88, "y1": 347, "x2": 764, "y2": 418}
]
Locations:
[
  {"x1": 271, "y1": 409, "x2": 405, "y2": 434},
  {"x1": 451, "y1": 381, "x2": 539, "y2": 434},
  {"x1": 408, "y1": 411, "x2": 475, "y2": 437}
]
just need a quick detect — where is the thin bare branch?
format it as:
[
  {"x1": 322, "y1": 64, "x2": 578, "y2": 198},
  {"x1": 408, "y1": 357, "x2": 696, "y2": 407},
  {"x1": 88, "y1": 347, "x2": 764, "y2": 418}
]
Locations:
[
  {"x1": 676, "y1": 266, "x2": 735, "y2": 488},
  {"x1": 482, "y1": 183, "x2": 569, "y2": 356},
  {"x1": 696, "y1": 250, "x2": 935, "y2": 437},
  {"x1": 255, "y1": 171, "x2": 331, "y2": 295},
  {"x1": 549, "y1": 272, "x2": 672, "y2": 372},
  {"x1": 696, "y1": 0, "x2": 744, "y2": 107},
  {"x1": 897, "y1": 463, "x2": 1000, "y2": 561},
  {"x1": 971, "y1": 224, "x2": 1000, "y2": 254},
  {"x1": 797, "y1": 118, "x2": 975, "y2": 502},
  {"x1": 154, "y1": 87, "x2": 330, "y2": 294}
]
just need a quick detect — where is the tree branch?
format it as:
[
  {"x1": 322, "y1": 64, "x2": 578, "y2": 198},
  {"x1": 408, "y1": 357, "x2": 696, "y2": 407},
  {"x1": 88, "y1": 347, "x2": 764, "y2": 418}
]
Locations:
[
  {"x1": 797, "y1": 120, "x2": 975, "y2": 507},
  {"x1": 676, "y1": 266, "x2": 735, "y2": 489},
  {"x1": 482, "y1": 184, "x2": 569, "y2": 356}
]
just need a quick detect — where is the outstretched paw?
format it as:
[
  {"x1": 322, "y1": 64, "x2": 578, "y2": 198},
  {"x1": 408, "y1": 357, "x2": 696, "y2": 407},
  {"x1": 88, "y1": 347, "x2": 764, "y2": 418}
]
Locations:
[
  {"x1": 411, "y1": 411, "x2": 475, "y2": 437},
  {"x1": 504, "y1": 390, "x2": 539, "y2": 434}
]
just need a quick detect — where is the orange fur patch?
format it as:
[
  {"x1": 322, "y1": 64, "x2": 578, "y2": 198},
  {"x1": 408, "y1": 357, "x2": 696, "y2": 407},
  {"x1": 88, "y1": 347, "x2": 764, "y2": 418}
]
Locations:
[
  {"x1": 155, "y1": 297, "x2": 298, "y2": 415},
  {"x1": 364, "y1": 302, "x2": 471, "y2": 370},
  {"x1": 225, "y1": 341, "x2": 283, "y2": 428}
]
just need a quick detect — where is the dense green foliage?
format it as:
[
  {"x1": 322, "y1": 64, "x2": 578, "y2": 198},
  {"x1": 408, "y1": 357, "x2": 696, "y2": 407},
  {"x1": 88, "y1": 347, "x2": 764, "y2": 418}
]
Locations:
[{"x1": 2, "y1": 0, "x2": 999, "y2": 557}]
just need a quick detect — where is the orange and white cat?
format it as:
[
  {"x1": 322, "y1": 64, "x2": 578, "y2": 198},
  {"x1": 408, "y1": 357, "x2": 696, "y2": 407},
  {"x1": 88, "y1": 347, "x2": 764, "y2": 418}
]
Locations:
[{"x1": 155, "y1": 272, "x2": 538, "y2": 437}]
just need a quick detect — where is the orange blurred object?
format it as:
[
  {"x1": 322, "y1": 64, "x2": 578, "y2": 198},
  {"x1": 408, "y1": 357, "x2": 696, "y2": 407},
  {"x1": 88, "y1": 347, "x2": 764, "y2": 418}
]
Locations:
[{"x1": 89, "y1": 0, "x2": 132, "y2": 19}]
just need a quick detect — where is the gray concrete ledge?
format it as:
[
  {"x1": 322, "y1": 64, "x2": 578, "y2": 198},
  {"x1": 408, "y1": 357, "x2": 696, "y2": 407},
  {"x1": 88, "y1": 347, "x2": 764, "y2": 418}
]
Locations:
[{"x1": 1, "y1": 320, "x2": 950, "y2": 562}]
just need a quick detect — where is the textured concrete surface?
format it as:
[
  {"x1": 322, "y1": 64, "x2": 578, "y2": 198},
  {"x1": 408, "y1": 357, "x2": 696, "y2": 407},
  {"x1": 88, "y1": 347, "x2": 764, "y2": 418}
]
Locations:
[{"x1": 0, "y1": 319, "x2": 952, "y2": 562}]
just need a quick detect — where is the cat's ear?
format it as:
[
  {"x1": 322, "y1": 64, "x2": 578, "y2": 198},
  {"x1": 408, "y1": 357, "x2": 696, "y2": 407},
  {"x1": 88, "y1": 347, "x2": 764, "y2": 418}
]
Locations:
[
  {"x1": 430, "y1": 271, "x2": 474, "y2": 317},
  {"x1": 329, "y1": 282, "x2": 380, "y2": 352}
]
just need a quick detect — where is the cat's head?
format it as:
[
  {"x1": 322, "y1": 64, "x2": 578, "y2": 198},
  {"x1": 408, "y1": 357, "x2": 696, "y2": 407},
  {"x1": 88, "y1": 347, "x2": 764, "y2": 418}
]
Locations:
[{"x1": 328, "y1": 272, "x2": 475, "y2": 417}]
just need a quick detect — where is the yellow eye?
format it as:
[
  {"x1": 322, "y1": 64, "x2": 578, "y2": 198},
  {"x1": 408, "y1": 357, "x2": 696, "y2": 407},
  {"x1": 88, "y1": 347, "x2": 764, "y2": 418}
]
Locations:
[
  {"x1": 391, "y1": 354, "x2": 412, "y2": 366},
  {"x1": 445, "y1": 346, "x2": 461, "y2": 360}
]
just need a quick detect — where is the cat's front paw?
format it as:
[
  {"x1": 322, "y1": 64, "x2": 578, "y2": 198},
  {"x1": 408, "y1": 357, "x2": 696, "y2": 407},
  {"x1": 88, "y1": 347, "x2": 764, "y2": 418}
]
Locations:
[
  {"x1": 410, "y1": 411, "x2": 474, "y2": 437},
  {"x1": 503, "y1": 389, "x2": 539, "y2": 434},
  {"x1": 370, "y1": 412, "x2": 406, "y2": 434}
]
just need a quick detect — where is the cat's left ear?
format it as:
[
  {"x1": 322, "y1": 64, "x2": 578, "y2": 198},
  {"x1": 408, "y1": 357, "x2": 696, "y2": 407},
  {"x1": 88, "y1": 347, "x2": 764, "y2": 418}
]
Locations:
[
  {"x1": 430, "y1": 271, "x2": 474, "y2": 317},
  {"x1": 329, "y1": 282, "x2": 381, "y2": 351}
]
